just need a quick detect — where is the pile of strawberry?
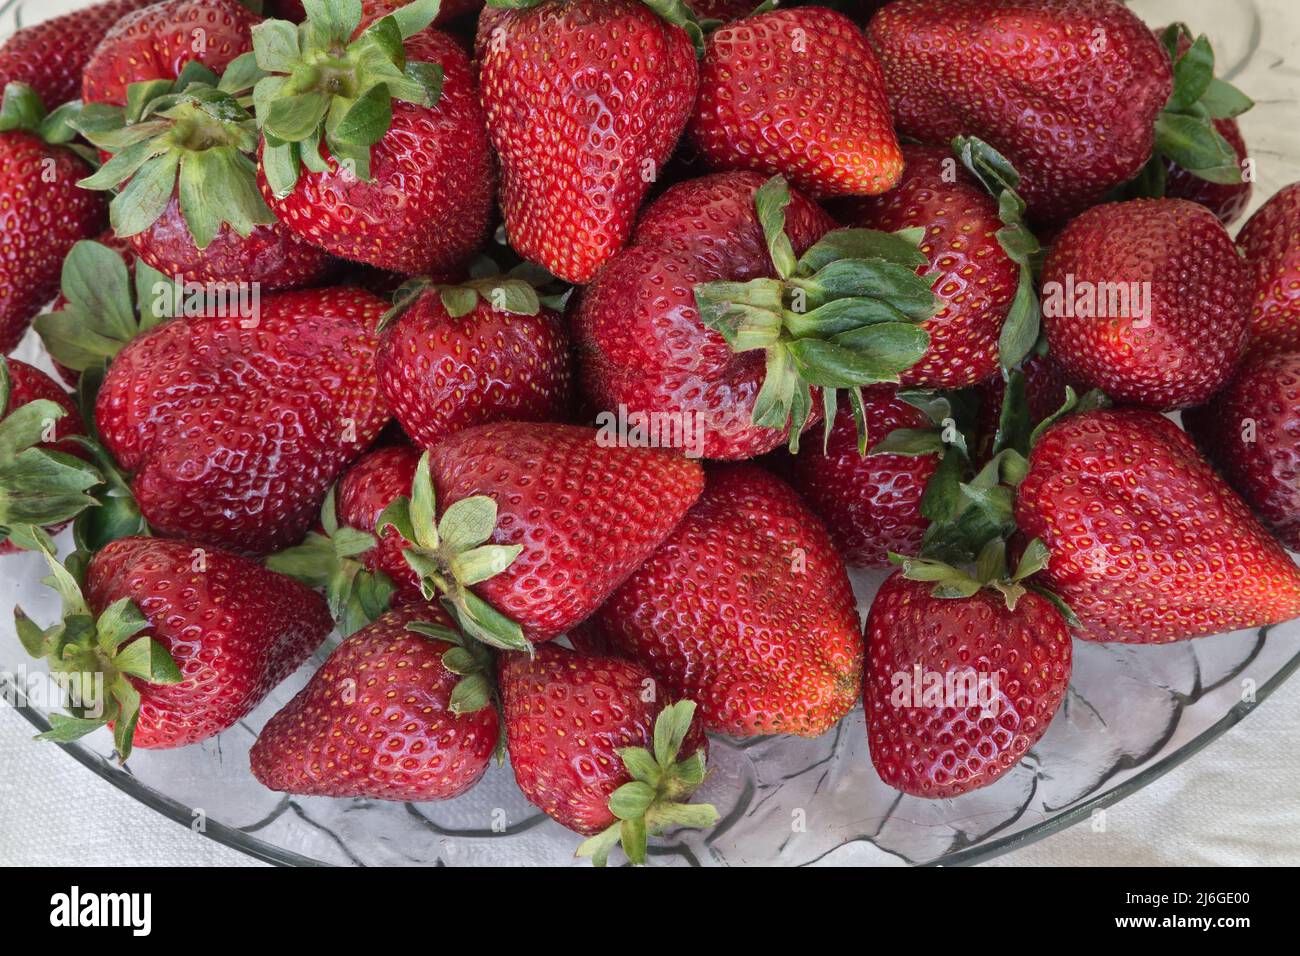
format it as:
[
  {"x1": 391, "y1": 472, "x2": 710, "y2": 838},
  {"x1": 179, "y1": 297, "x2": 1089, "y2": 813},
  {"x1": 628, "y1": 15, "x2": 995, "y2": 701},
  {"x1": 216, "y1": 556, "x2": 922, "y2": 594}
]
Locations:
[{"x1": 1, "y1": 0, "x2": 1297, "y2": 865}]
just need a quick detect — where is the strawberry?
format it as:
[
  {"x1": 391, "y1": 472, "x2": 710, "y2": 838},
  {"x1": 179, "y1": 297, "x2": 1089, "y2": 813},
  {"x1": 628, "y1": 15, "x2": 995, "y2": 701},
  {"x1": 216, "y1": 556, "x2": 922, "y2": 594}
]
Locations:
[
  {"x1": 0, "y1": 0, "x2": 157, "y2": 108},
  {"x1": 476, "y1": 0, "x2": 701, "y2": 283},
  {"x1": 82, "y1": 0, "x2": 259, "y2": 107},
  {"x1": 868, "y1": 0, "x2": 1173, "y2": 222},
  {"x1": 1040, "y1": 198, "x2": 1249, "y2": 411},
  {"x1": 1237, "y1": 183, "x2": 1300, "y2": 357},
  {"x1": 1015, "y1": 407, "x2": 1300, "y2": 644},
  {"x1": 73, "y1": 69, "x2": 332, "y2": 290},
  {"x1": 375, "y1": 425, "x2": 704, "y2": 651},
  {"x1": 16, "y1": 535, "x2": 331, "y2": 758},
  {"x1": 0, "y1": 84, "x2": 107, "y2": 354},
  {"x1": 499, "y1": 643, "x2": 716, "y2": 865},
  {"x1": 0, "y1": 358, "x2": 99, "y2": 555},
  {"x1": 1183, "y1": 351, "x2": 1300, "y2": 552},
  {"x1": 376, "y1": 274, "x2": 572, "y2": 450},
  {"x1": 595, "y1": 464, "x2": 863, "y2": 737},
  {"x1": 864, "y1": 563, "x2": 1071, "y2": 798},
  {"x1": 251, "y1": 602, "x2": 499, "y2": 801},
  {"x1": 688, "y1": 7, "x2": 902, "y2": 198},
  {"x1": 271, "y1": 0, "x2": 484, "y2": 25},
  {"x1": 573, "y1": 172, "x2": 938, "y2": 459},
  {"x1": 785, "y1": 386, "x2": 940, "y2": 568},
  {"x1": 254, "y1": 2, "x2": 495, "y2": 277},
  {"x1": 684, "y1": 0, "x2": 753, "y2": 21}
]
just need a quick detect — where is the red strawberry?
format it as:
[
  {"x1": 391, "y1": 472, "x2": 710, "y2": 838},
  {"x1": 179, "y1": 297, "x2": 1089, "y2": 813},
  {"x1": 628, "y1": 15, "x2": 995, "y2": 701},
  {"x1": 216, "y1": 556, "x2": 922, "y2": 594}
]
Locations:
[
  {"x1": 786, "y1": 386, "x2": 939, "y2": 568},
  {"x1": 255, "y1": 8, "x2": 495, "y2": 277},
  {"x1": 336, "y1": 444, "x2": 424, "y2": 599},
  {"x1": 574, "y1": 172, "x2": 937, "y2": 459},
  {"x1": 869, "y1": 0, "x2": 1173, "y2": 222},
  {"x1": 596, "y1": 464, "x2": 864, "y2": 737},
  {"x1": 94, "y1": 286, "x2": 391, "y2": 555},
  {"x1": 1040, "y1": 198, "x2": 1249, "y2": 411},
  {"x1": 0, "y1": 0, "x2": 157, "y2": 108},
  {"x1": 82, "y1": 0, "x2": 258, "y2": 107},
  {"x1": 499, "y1": 643, "x2": 716, "y2": 865},
  {"x1": 476, "y1": 0, "x2": 700, "y2": 283},
  {"x1": 864, "y1": 569, "x2": 1071, "y2": 797},
  {"x1": 688, "y1": 7, "x2": 902, "y2": 198},
  {"x1": 377, "y1": 278, "x2": 572, "y2": 450},
  {"x1": 1014, "y1": 407, "x2": 1300, "y2": 644},
  {"x1": 16, "y1": 535, "x2": 332, "y2": 758},
  {"x1": 251, "y1": 602, "x2": 499, "y2": 801},
  {"x1": 273, "y1": 0, "x2": 485, "y2": 25},
  {"x1": 1237, "y1": 182, "x2": 1300, "y2": 357},
  {"x1": 0, "y1": 84, "x2": 107, "y2": 354},
  {"x1": 1183, "y1": 351, "x2": 1300, "y2": 552}
]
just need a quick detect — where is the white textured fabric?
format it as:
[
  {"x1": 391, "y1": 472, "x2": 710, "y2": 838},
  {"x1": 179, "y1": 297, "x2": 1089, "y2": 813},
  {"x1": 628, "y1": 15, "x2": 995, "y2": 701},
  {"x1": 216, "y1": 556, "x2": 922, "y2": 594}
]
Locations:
[{"x1": 3, "y1": 677, "x2": 1299, "y2": 867}]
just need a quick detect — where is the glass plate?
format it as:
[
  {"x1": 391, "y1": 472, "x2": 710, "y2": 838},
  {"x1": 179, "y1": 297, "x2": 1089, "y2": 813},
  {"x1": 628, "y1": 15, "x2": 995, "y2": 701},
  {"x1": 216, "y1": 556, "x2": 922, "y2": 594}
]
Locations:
[{"x1": 2, "y1": 0, "x2": 1297, "y2": 867}]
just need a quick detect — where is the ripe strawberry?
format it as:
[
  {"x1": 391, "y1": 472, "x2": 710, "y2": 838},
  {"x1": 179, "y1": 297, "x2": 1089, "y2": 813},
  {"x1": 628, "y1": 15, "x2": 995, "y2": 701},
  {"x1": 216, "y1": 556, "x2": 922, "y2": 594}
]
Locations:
[
  {"x1": 271, "y1": 0, "x2": 484, "y2": 25},
  {"x1": 336, "y1": 445, "x2": 424, "y2": 598},
  {"x1": 16, "y1": 535, "x2": 331, "y2": 758},
  {"x1": 1237, "y1": 183, "x2": 1300, "y2": 356},
  {"x1": 869, "y1": 0, "x2": 1173, "y2": 222},
  {"x1": 82, "y1": 0, "x2": 259, "y2": 107},
  {"x1": 1040, "y1": 198, "x2": 1249, "y2": 410},
  {"x1": 476, "y1": 0, "x2": 701, "y2": 283},
  {"x1": 785, "y1": 386, "x2": 939, "y2": 568},
  {"x1": 1015, "y1": 407, "x2": 1300, "y2": 644},
  {"x1": 0, "y1": 0, "x2": 157, "y2": 108},
  {"x1": 499, "y1": 643, "x2": 716, "y2": 865},
  {"x1": 251, "y1": 602, "x2": 499, "y2": 801},
  {"x1": 596, "y1": 464, "x2": 864, "y2": 737},
  {"x1": 1183, "y1": 351, "x2": 1300, "y2": 552},
  {"x1": 0, "y1": 358, "x2": 99, "y2": 555},
  {"x1": 376, "y1": 424, "x2": 704, "y2": 652},
  {"x1": 255, "y1": 3, "x2": 494, "y2": 277},
  {"x1": 94, "y1": 286, "x2": 391, "y2": 555},
  {"x1": 688, "y1": 7, "x2": 902, "y2": 198},
  {"x1": 0, "y1": 84, "x2": 107, "y2": 354},
  {"x1": 377, "y1": 276, "x2": 572, "y2": 450},
  {"x1": 864, "y1": 567, "x2": 1071, "y2": 798},
  {"x1": 574, "y1": 172, "x2": 938, "y2": 459}
]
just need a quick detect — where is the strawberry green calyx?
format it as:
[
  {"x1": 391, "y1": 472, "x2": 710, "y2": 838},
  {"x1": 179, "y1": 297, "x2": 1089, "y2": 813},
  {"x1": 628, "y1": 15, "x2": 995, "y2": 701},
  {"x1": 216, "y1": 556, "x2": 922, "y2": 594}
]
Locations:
[
  {"x1": 266, "y1": 488, "x2": 396, "y2": 636},
  {"x1": 73, "y1": 65, "x2": 273, "y2": 250},
  {"x1": 575, "y1": 701, "x2": 718, "y2": 867},
  {"x1": 0, "y1": 82, "x2": 86, "y2": 154},
  {"x1": 379, "y1": 257, "x2": 555, "y2": 331},
  {"x1": 405, "y1": 619, "x2": 497, "y2": 715},
  {"x1": 694, "y1": 175, "x2": 936, "y2": 454},
  {"x1": 0, "y1": 361, "x2": 101, "y2": 552},
  {"x1": 378, "y1": 452, "x2": 528, "y2": 652},
  {"x1": 870, "y1": 387, "x2": 977, "y2": 527},
  {"x1": 15, "y1": 539, "x2": 183, "y2": 762},
  {"x1": 483, "y1": 0, "x2": 706, "y2": 59},
  {"x1": 951, "y1": 136, "x2": 1041, "y2": 370},
  {"x1": 254, "y1": 0, "x2": 445, "y2": 197}
]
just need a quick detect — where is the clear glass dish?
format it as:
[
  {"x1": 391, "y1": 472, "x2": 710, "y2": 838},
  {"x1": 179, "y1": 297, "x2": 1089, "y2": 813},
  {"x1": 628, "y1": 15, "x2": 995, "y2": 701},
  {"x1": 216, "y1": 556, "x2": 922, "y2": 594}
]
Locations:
[{"x1": 1, "y1": 0, "x2": 1296, "y2": 866}]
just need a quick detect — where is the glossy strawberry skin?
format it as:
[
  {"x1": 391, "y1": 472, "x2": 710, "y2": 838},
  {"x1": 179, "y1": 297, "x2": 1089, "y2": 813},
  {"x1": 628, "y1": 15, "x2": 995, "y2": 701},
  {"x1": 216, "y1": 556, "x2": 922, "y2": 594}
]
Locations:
[
  {"x1": 85, "y1": 536, "x2": 332, "y2": 750},
  {"x1": 250, "y1": 602, "x2": 498, "y2": 801},
  {"x1": 82, "y1": 0, "x2": 259, "y2": 107},
  {"x1": 596, "y1": 465, "x2": 864, "y2": 737},
  {"x1": 689, "y1": 8, "x2": 902, "y2": 198},
  {"x1": 95, "y1": 286, "x2": 391, "y2": 556},
  {"x1": 500, "y1": 643, "x2": 707, "y2": 836},
  {"x1": 477, "y1": 0, "x2": 699, "y2": 284},
  {"x1": 429, "y1": 422, "x2": 705, "y2": 643},
  {"x1": 258, "y1": 30, "x2": 494, "y2": 277},
  {"x1": 1183, "y1": 351, "x2": 1300, "y2": 551},
  {"x1": 1040, "y1": 199, "x2": 1249, "y2": 411},
  {"x1": 573, "y1": 172, "x2": 836, "y2": 460},
  {"x1": 377, "y1": 291, "x2": 572, "y2": 451},
  {"x1": 869, "y1": 0, "x2": 1172, "y2": 222},
  {"x1": 841, "y1": 145, "x2": 1017, "y2": 388},
  {"x1": 0, "y1": 0, "x2": 156, "y2": 108},
  {"x1": 864, "y1": 572, "x2": 1071, "y2": 798},
  {"x1": 785, "y1": 387, "x2": 938, "y2": 568},
  {"x1": 1015, "y1": 408, "x2": 1300, "y2": 644},
  {"x1": 1237, "y1": 183, "x2": 1300, "y2": 357},
  {"x1": 336, "y1": 444, "x2": 424, "y2": 599}
]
